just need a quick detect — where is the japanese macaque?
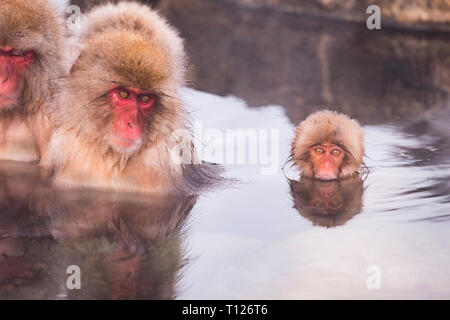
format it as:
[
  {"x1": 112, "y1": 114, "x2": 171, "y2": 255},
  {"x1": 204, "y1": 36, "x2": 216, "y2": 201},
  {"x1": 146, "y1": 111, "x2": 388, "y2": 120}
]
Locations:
[
  {"x1": 0, "y1": 0, "x2": 66, "y2": 161},
  {"x1": 289, "y1": 176, "x2": 364, "y2": 228},
  {"x1": 42, "y1": 2, "x2": 206, "y2": 194},
  {"x1": 291, "y1": 110, "x2": 365, "y2": 180}
]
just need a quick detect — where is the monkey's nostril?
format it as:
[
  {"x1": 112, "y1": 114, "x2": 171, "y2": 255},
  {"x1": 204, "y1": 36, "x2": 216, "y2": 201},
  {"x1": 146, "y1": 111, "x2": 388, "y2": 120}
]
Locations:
[{"x1": 127, "y1": 122, "x2": 133, "y2": 129}]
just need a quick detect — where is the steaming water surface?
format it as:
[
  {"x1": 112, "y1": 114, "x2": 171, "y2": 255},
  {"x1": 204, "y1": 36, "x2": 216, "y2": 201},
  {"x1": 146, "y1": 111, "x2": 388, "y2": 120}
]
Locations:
[
  {"x1": 0, "y1": 88, "x2": 448, "y2": 299},
  {"x1": 179, "y1": 89, "x2": 450, "y2": 299}
]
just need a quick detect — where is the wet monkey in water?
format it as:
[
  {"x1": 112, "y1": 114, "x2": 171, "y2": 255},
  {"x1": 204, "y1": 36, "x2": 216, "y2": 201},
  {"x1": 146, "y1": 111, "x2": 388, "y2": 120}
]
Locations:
[
  {"x1": 291, "y1": 110, "x2": 365, "y2": 180},
  {"x1": 0, "y1": 0, "x2": 66, "y2": 161},
  {"x1": 42, "y1": 2, "x2": 205, "y2": 194}
]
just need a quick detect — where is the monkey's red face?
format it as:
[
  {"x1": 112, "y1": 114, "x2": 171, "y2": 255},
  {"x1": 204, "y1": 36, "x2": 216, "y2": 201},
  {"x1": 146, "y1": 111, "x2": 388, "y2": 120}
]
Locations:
[
  {"x1": 109, "y1": 87, "x2": 156, "y2": 151},
  {"x1": 309, "y1": 143, "x2": 345, "y2": 180},
  {"x1": 0, "y1": 48, "x2": 33, "y2": 108}
]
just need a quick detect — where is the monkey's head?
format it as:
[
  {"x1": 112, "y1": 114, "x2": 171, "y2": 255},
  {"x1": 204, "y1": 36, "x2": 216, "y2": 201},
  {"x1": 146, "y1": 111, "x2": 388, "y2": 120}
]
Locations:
[
  {"x1": 0, "y1": 0, "x2": 64, "y2": 112},
  {"x1": 57, "y1": 2, "x2": 186, "y2": 159},
  {"x1": 291, "y1": 110, "x2": 365, "y2": 180},
  {"x1": 60, "y1": 32, "x2": 185, "y2": 158}
]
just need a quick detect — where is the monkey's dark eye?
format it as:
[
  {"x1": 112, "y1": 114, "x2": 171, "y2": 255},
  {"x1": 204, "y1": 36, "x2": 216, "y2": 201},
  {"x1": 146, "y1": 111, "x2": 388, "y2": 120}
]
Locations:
[
  {"x1": 118, "y1": 89, "x2": 130, "y2": 100},
  {"x1": 313, "y1": 202, "x2": 324, "y2": 208},
  {"x1": 331, "y1": 201, "x2": 341, "y2": 208},
  {"x1": 331, "y1": 149, "x2": 341, "y2": 156},
  {"x1": 314, "y1": 147, "x2": 325, "y2": 155},
  {"x1": 140, "y1": 95, "x2": 151, "y2": 103},
  {"x1": 139, "y1": 95, "x2": 156, "y2": 110},
  {"x1": 9, "y1": 50, "x2": 33, "y2": 62},
  {"x1": 11, "y1": 50, "x2": 31, "y2": 57},
  {"x1": 11, "y1": 50, "x2": 23, "y2": 56}
]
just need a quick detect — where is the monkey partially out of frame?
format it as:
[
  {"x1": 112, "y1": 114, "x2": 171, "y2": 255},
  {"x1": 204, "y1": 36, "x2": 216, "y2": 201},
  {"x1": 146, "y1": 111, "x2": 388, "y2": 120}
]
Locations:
[
  {"x1": 41, "y1": 2, "x2": 209, "y2": 194},
  {"x1": 291, "y1": 110, "x2": 365, "y2": 180},
  {"x1": 0, "y1": 0, "x2": 66, "y2": 162}
]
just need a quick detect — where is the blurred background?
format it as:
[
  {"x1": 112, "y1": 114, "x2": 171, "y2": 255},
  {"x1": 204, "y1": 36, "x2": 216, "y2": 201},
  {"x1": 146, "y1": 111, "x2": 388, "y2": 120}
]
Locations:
[{"x1": 70, "y1": 0, "x2": 450, "y2": 126}]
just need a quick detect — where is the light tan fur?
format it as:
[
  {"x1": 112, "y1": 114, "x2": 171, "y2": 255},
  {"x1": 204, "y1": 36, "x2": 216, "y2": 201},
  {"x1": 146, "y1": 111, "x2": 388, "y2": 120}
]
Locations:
[
  {"x1": 42, "y1": 2, "x2": 197, "y2": 194},
  {"x1": 0, "y1": 0, "x2": 67, "y2": 161},
  {"x1": 74, "y1": 1, "x2": 185, "y2": 86},
  {"x1": 291, "y1": 110, "x2": 365, "y2": 178}
]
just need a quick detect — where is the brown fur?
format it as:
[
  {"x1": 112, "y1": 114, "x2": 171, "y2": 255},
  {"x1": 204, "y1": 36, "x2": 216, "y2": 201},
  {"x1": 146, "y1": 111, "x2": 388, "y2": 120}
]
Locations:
[
  {"x1": 290, "y1": 176, "x2": 364, "y2": 228},
  {"x1": 42, "y1": 2, "x2": 197, "y2": 194},
  {"x1": 0, "y1": 0, "x2": 66, "y2": 161},
  {"x1": 291, "y1": 110, "x2": 365, "y2": 178}
]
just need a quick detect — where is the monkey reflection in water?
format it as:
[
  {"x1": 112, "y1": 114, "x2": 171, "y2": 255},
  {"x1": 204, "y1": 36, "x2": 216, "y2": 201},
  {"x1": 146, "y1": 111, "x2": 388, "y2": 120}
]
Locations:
[
  {"x1": 289, "y1": 176, "x2": 365, "y2": 228},
  {"x1": 289, "y1": 110, "x2": 367, "y2": 227},
  {"x1": 0, "y1": 162, "x2": 197, "y2": 299}
]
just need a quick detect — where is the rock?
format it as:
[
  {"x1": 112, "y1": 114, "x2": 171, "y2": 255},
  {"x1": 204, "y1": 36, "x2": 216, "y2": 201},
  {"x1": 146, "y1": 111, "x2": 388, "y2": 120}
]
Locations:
[{"x1": 227, "y1": 0, "x2": 450, "y2": 32}]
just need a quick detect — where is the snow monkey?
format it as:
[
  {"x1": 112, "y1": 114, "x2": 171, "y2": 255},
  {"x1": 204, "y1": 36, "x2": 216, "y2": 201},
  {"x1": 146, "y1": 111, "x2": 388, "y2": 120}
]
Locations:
[
  {"x1": 0, "y1": 0, "x2": 66, "y2": 161},
  {"x1": 291, "y1": 110, "x2": 365, "y2": 180},
  {"x1": 41, "y1": 2, "x2": 205, "y2": 194}
]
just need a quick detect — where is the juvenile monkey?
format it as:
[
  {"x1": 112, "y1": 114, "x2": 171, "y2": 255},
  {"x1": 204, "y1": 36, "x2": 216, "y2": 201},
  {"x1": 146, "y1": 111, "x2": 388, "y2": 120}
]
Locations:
[
  {"x1": 291, "y1": 110, "x2": 365, "y2": 180},
  {"x1": 0, "y1": 0, "x2": 66, "y2": 161},
  {"x1": 42, "y1": 2, "x2": 200, "y2": 194}
]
